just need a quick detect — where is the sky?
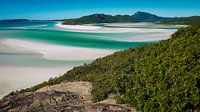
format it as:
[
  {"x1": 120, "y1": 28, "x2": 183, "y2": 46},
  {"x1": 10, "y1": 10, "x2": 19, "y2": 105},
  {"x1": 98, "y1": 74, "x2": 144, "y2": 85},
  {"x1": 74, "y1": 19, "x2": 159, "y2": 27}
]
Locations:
[{"x1": 0, "y1": 0, "x2": 200, "y2": 20}]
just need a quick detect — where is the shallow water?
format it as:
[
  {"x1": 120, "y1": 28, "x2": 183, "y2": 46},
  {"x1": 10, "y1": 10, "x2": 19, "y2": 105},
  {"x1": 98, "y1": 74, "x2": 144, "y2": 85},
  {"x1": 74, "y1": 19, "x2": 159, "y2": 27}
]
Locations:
[{"x1": 0, "y1": 28, "x2": 154, "y2": 49}]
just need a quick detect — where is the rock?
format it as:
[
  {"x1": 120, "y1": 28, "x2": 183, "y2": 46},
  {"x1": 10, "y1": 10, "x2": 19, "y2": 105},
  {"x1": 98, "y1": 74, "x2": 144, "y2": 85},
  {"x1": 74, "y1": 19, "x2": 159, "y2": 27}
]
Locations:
[
  {"x1": 91, "y1": 103, "x2": 134, "y2": 112},
  {"x1": 0, "y1": 81, "x2": 135, "y2": 112},
  {"x1": 37, "y1": 81, "x2": 93, "y2": 104},
  {"x1": 0, "y1": 90, "x2": 85, "y2": 112}
]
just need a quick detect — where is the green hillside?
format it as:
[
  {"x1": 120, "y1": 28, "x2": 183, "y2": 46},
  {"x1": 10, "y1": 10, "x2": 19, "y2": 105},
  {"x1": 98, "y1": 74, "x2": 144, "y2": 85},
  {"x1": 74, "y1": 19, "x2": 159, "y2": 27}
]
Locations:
[
  {"x1": 62, "y1": 12, "x2": 172, "y2": 25},
  {"x1": 26, "y1": 25, "x2": 200, "y2": 111},
  {"x1": 158, "y1": 16, "x2": 200, "y2": 25},
  {"x1": 133, "y1": 11, "x2": 172, "y2": 22},
  {"x1": 63, "y1": 14, "x2": 134, "y2": 25},
  {"x1": 62, "y1": 12, "x2": 200, "y2": 25}
]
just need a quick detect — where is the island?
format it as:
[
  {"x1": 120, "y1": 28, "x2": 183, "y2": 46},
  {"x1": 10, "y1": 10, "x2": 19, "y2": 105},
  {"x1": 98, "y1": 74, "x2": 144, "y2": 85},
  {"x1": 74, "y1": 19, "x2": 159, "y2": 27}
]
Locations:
[{"x1": 62, "y1": 11, "x2": 200, "y2": 25}]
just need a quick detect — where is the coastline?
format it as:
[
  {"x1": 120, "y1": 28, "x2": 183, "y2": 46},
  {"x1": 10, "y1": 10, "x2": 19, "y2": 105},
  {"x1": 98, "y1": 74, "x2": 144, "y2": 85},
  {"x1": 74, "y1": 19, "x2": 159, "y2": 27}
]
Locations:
[
  {"x1": 55, "y1": 22, "x2": 176, "y2": 34},
  {"x1": 0, "y1": 22, "x2": 181, "y2": 100},
  {"x1": 0, "y1": 38, "x2": 116, "y2": 99},
  {"x1": 0, "y1": 66, "x2": 72, "y2": 99},
  {"x1": 1, "y1": 39, "x2": 116, "y2": 61}
]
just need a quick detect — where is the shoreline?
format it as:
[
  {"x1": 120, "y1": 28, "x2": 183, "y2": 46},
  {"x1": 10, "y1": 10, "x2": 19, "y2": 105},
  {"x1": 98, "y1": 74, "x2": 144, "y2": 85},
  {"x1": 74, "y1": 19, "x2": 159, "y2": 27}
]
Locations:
[
  {"x1": 0, "y1": 38, "x2": 116, "y2": 99},
  {"x1": 0, "y1": 22, "x2": 182, "y2": 100},
  {"x1": 0, "y1": 66, "x2": 72, "y2": 99},
  {"x1": 1, "y1": 39, "x2": 116, "y2": 61},
  {"x1": 55, "y1": 22, "x2": 176, "y2": 34}
]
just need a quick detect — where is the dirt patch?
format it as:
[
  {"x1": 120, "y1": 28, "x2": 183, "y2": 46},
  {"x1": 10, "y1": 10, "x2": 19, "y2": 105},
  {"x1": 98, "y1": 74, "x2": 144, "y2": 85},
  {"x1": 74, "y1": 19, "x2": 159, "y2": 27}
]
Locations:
[{"x1": 37, "y1": 81, "x2": 93, "y2": 104}]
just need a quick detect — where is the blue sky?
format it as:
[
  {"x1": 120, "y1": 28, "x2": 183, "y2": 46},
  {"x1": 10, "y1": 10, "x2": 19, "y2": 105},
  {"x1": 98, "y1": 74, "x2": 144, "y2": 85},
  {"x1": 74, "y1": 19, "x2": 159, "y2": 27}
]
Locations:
[{"x1": 0, "y1": 0, "x2": 200, "y2": 20}]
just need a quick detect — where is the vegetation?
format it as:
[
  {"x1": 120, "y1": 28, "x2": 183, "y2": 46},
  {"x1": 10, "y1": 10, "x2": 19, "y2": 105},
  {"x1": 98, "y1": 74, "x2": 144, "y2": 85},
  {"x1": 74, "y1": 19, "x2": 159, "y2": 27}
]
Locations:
[
  {"x1": 133, "y1": 11, "x2": 172, "y2": 22},
  {"x1": 63, "y1": 11, "x2": 200, "y2": 26},
  {"x1": 26, "y1": 25, "x2": 200, "y2": 111},
  {"x1": 158, "y1": 16, "x2": 200, "y2": 25},
  {"x1": 62, "y1": 11, "x2": 173, "y2": 25},
  {"x1": 63, "y1": 14, "x2": 135, "y2": 25}
]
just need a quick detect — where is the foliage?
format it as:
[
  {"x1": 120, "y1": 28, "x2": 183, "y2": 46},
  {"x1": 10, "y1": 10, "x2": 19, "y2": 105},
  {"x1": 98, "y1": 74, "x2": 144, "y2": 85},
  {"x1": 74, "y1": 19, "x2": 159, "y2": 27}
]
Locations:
[
  {"x1": 159, "y1": 16, "x2": 200, "y2": 25},
  {"x1": 26, "y1": 25, "x2": 200, "y2": 111},
  {"x1": 125, "y1": 25, "x2": 200, "y2": 111},
  {"x1": 62, "y1": 11, "x2": 200, "y2": 25},
  {"x1": 63, "y1": 14, "x2": 135, "y2": 25},
  {"x1": 133, "y1": 11, "x2": 172, "y2": 22},
  {"x1": 62, "y1": 11, "x2": 174, "y2": 25}
]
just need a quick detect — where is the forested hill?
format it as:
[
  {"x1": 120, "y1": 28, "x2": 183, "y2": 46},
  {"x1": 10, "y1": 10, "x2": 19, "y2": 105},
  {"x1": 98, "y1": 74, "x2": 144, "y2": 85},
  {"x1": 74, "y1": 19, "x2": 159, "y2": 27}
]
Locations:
[
  {"x1": 20, "y1": 24, "x2": 200, "y2": 112},
  {"x1": 133, "y1": 11, "x2": 172, "y2": 22},
  {"x1": 62, "y1": 11, "x2": 200, "y2": 25},
  {"x1": 63, "y1": 14, "x2": 134, "y2": 25},
  {"x1": 62, "y1": 11, "x2": 172, "y2": 25},
  {"x1": 158, "y1": 16, "x2": 200, "y2": 25}
]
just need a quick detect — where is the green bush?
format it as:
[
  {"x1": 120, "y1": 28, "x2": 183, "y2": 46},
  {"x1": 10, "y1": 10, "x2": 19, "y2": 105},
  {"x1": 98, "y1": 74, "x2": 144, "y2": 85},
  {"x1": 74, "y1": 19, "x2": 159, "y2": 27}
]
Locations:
[{"x1": 125, "y1": 25, "x2": 200, "y2": 111}]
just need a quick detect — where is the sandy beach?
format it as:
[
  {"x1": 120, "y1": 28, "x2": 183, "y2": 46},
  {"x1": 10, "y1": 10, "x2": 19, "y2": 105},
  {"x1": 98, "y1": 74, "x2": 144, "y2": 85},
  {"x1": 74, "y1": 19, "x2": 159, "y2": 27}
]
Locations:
[
  {"x1": 103, "y1": 22, "x2": 152, "y2": 27},
  {"x1": 0, "y1": 38, "x2": 116, "y2": 98},
  {"x1": 0, "y1": 66, "x2": 71, "y2": 98},
  {"x1": 1, "y1": 39, "x2": 116, "y2": 61},
  {"x1": 55, "y1": 23, "x2": 102, "y2": 30},
  {"x1": 103, "y1": 22, "x2": 188, "y2": 27},
  {"x1": 55, "y1": 22, "x2": 175, "y2": 34},
  {"x1": 54, "y1": 22, "x2": 177, "y2": 42}
]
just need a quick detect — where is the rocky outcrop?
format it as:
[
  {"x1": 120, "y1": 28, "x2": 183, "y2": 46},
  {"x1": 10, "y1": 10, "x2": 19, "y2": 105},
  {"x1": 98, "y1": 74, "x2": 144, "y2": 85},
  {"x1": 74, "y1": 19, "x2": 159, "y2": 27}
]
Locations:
[
  {"x1": 0, "y1": 91, "x2": 85, "y2": 112},
  {"x1": 0, "y1": 81, "x2": 134, "y2": 112}
]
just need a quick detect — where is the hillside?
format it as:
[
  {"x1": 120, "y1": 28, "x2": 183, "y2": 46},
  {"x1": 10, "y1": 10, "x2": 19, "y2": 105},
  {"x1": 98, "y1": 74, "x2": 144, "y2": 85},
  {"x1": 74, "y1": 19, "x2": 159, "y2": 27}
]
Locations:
[
  {"x1": 158, "y1": 16, "x2": 200, "y2": 25},
  {"x1": 63, "y1": 14, "x2": 134, "y2": 25},
  {"x1": 63, "y1": 11, "x2": 200, "y2": 25},
  {"x1": 0, "y1": 81, "x2": 134, "y2": 112},
  {"x1": 63, "y1": 11, "x2": 172, "y2": 25},
  {"x1": 0, "y1": 24, "x2": 199, "y2": 111},
  {"x1": 133, "y1": 11, "x2": 172, "y2": 22}
]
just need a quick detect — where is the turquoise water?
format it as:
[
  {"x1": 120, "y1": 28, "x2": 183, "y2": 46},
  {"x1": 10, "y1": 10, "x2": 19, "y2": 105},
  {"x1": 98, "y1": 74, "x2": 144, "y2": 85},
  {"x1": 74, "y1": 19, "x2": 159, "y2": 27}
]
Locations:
[
  {"x1": 0, "y1": 53, "x2": 90, "y2": 67},
  {"x1": 0, "y1": 21, "x2": 157, "y2": 50},
  {"x1": 0, "y1": 29, "x2": 153, "y2": 50},
  {"x1": 0, "y1": 21, "x2": 54, "y2": 28}
]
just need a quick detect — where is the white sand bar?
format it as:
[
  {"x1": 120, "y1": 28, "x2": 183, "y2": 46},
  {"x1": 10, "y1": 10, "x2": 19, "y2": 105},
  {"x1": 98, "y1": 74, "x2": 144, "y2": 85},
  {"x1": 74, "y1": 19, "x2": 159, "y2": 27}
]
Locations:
[
  {"x1": 55, "y1": 22, "x2": 175, "y2": 33},
  {"x1": 55, "y1": 23, "x2": 102, "y2": 30},
  {"x1": 1, "y1": 39, "x2": 115, "y2": 61},
  {"x1": 0, "y1": 67, "x2": 71, "y2": 98}
]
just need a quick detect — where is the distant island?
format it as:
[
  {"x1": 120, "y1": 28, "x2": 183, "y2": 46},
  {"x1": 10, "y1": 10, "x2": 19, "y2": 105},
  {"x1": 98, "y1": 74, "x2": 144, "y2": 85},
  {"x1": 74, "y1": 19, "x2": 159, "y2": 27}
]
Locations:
[
  {"x1": 0, "y1": 19, "x2": 52, "y2": 23},
  {"x1": 63, "y1": 11, "x2": 200, "y2": 25},
  {"x1": 0, "y1": 19, "x2": 30, "y2": 22}
]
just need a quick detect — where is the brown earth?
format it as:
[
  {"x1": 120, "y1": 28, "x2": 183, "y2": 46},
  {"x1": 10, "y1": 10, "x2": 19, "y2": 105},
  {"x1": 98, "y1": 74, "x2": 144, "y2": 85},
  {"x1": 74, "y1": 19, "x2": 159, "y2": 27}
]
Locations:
[{"x1": 0, "y1": 81, "x2": 135, "y2": 112}]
